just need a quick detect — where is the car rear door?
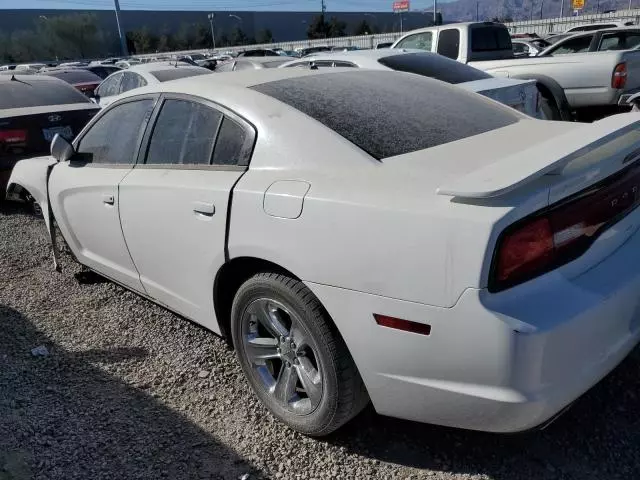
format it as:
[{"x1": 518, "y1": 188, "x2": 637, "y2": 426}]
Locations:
[
  {"x1": 118, "y1": 94, "x2": 255, "y2": 333},
  {"x1": 49, "y1": 96, "x2": 157, "y2": 292}
]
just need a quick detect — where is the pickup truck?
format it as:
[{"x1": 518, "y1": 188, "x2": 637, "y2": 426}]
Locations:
[
  {"x1": 391, "y1": 22, "x2": 640, "y2": 120},
  {"x1": 537, "y1": 27, "x2": 640, "y2": 56}
]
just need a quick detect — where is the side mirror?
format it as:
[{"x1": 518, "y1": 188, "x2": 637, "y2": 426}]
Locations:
[{"x1": 50, "y1": 133, "x2": 75, "y2": 162}]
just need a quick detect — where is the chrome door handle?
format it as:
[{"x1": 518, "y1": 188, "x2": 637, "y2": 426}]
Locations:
[
  {"x1": 193, "y1": 201, "x2": 215, "y2": 216},
  {"x1": 102, "y1": 194, "x2": 115, "y2": 205}
]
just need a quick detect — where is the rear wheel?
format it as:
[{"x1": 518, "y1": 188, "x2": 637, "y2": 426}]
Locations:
[{"x1": 231, "y1": 272, "x2": 368, "y2": 436}]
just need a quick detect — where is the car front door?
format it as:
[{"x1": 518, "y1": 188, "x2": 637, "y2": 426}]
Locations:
[
  {"x1": 49, "y1": 96, "x2": 157, "y2": 292},
  {"x1": 118, "y1": 95, "x2": 255, "y2": 333}
]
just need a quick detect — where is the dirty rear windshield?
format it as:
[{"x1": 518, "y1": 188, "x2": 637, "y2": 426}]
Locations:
[
  {"x1": 251, "y1": 71, "x2": 520, "y2": 159},
  {"x1": 150, "y1": 68, "x2": 211, "y2": 82},
  {"x1": 471, "y1": 26, "x2": 513, "y2": 52},
  {"x1": 0, "y1": 77, "x2": 91, "y2": 109},
  {"x1": 44, "y1": 70, "x2": 102, "y2": 84},
  {"x1": 377, "y1": 53, "x2": 492, "y2": 84}
]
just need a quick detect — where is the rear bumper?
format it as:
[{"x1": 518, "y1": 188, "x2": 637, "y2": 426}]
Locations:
[{"x1": 306, "y1": 226, "x2": 640, "y2": 432}]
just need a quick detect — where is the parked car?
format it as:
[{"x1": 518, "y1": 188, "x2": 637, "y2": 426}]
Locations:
[
  {"x1": 298, "y1": 46, "x2": 332, "y2": 57},
  {"x1": 393, "y1": 22, "x2": 640, "y2": 119},
  {"x1": 42, "y1": 69, "x2": 104, "y2": 97},
  {"x1": 84, "y1": 64, "x2": 122, "y2": 80},
  {"x1": 94, "y1": 62, "x2": 212, "y2": 107},
  {"x1": 237, "y1": 49, "x2": 281, "y2": 57},
  {"x1": 375, "y1": 42, "x2": 394, "y2": 49},
  {"x1": 537, "y1": 27, "x2": 640, "y2": 55},
  {"x1": 0, "y1": 75, "x2": 99, "y2": 199},
  {"x1": 14, "y1": 63, "x2": 46, "y2": 72},
  {"x1": 512, "y1": 38, "x2": 551, "y2": 56},
  {"x1": 564, "y1": 21, "x2": 634, "y2": 33},
  {"x1": 280, "y1": 50, "x2": 544, "y2": 118},
  {"x1": 9, "y1": 68, "x2": 640, "y2": 437},
  {"x1": 215, "y1": 58, "x2": 291, "y2": 72}
]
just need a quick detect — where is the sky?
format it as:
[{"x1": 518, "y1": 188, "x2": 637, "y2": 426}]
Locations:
[{"x1": 0, "y1": 0, "x2": 445, "y2": 12}]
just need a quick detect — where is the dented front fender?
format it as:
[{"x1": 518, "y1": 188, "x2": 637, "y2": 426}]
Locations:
[{"x1": 7, "y1": 156, "x2": 60, "y2": 270}]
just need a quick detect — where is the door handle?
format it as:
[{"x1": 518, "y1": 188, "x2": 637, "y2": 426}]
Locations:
[
  {"x1": 193, "y1": 201, "x2": 215, "y2": 216},
  {"x1": 102, "y1": 194, "x2": 115, "y2": 205}
]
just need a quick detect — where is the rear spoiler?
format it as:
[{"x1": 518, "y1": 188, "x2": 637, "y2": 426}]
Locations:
[{"x1": 437, "y1": 113, "x2": 640, "y2": 199}]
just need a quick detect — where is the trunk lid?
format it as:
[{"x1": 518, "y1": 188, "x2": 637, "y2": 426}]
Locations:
[{"x1": 0, "y1": 103, "x2": 98, "y2": 167}]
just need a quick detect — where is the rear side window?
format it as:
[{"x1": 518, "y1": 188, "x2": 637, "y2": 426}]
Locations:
[
  {"x1": 0, "y1": 78, "x2": 91, "y2": 109},
  {"x1": 599, "y1": 32, "x2": 640, "y2": 50},
  {"x1": 470, "y1": 26, "x2": 512, "y2": 52},
  {"x1": 251, "y1": 71, "x2": 520, "y2": 160},
  {"x1": 395, "y1": 32, "x2": 433, "y2": 51},
  {"x1": 120, "y1": 72, "x2": 147, "y2": 92},
  {"x1": 150, "y1": 68, "x2": 210, "y2": 82},
  {"x1": 146, "y1": 99, "x2": 222, "y2": 165},
  {"x1": 378, "y1": 53, "x2": 492, "y2": 84},
  {"x1": 212, "y1": 117, "x2": 251, "y2": 166},
  {"x1": 76, "y1": 99, "x2": 153, "y2": 165},
  {"x1": 437, "y1": 29, "x2": 461, "y2": 59}
]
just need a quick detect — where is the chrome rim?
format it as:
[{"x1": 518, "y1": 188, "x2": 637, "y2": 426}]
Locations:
[{"x1": 241, "y1": 298, "x2": 323, "y2": 415}]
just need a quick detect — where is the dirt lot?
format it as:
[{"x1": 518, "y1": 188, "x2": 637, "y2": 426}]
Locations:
[{"x1": 1, "y1": 202, "x2": 639, "y2": 480}]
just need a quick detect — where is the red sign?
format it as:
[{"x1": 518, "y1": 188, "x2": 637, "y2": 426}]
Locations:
[{"x1": 393, "y1": 0, "x2": 410, "y2": 12}]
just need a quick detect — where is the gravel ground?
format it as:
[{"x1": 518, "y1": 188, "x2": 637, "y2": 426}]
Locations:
[{"x1": 1, "y1": 202, "x2": 640, "y2": 480}]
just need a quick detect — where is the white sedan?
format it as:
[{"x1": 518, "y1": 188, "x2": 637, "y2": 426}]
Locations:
[
  {"x1": 93, "y1": 61, "x2": 212, "y2": 107},
  {"x1": 280, "y1": 50, "x2": 544, "y2": 118},
  {"x1": 7, "y1": 68, "x2": 640, "y2": 436}
]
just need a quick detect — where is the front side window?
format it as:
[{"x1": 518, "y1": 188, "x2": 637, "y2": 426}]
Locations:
[
  {"x1": 437, "y1": 29, "x2": 461, "y2": 59},
  {"x1": 146, "y1": 99, "x2": 222, "y2": 165},
  {"x1": 76, "y1": 99, "x2": 154, "y2": 164},
  {"x1": 550, "y1": 35, "x2": 593, "y2": 54},
  {"x1": 97, "y1": 73, "x2": 123, "y2": 97},
  {"x1": 395, "y1": 32, "x2": 433, "y2": 51}
]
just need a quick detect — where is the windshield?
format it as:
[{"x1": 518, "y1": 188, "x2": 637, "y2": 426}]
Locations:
[
  {"x1": 378, "y1": 53, "x2": 492, "y2": 84},
  {"x1": 251, "y1": 71, "x2": 520, "y2": 160},
  {"x1": 0, "y1": 77, "x2": 92, "y2": 109}
]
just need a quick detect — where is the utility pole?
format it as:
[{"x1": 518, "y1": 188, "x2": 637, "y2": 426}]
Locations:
[
  {"x1": 113, "y1": 0, "x2": 128, "y2": 57},
  {"x1": 560, "y1": 0, "x2": 564, "y2": 17},
  {"x1": 540, "y1": 0, "x2": 544, "y2": 18},
  {"x1": 208, "y1": 13, "x2": 216, "y2": 50},
  {"x1": 476, "y1": 1, "x2": 479, "y2": 20},
  {"x1": 321, "y1": 0, "x2": 326, "y2": 14},
  {"x1": 434, "y1": 0, "x2": 437, "y2": 24}
]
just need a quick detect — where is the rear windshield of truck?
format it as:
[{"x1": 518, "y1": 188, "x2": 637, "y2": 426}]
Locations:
[
  {"x1": 251, "y1": 70, "x2": 520, "y2": 160},
  {"x1": 0, "y1": 77, "x2": 92, "y2": 109},
  {"x1": 378, "y1": 53, "x2": 492, "y2": 84},
  {"x1": 471, "y1": 25, "x2": 513, "y2": 52}
]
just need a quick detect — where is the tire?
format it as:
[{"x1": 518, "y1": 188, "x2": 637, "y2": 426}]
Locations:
[
  {"x1": 539, "y1": 94, "x2": 561, "y2": 121},
  {"x1": 231, "y1": 272, "x2": 369, "y2": 436}
]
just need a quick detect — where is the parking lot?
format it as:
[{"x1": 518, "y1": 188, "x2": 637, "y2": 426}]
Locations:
[{"x1": 2, "y1": 202, "x2": 640, "y2": 480}]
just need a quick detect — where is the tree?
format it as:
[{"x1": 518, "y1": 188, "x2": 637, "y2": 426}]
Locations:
[
  {"x1": 256, "y1": 28, "x2": 274, "y2": 44},
  {"x1": 307, "y1": 14, "x2": 329, "y2": 39},
  {"x1": 354, "y1": 20, "x2": 372, "y2": 36},
  {"x1": 230, "y1": 27, "x2": 249, "y2": 46},
  {"x1": 127, "y1": 27, "x2": 154, "y2": 55},
  {"x1": 328, "y1": 16, "x2": 347, "y2": 37},
  {"x1": 193, "y1": 23, "x2": 211, "y2": 49}
]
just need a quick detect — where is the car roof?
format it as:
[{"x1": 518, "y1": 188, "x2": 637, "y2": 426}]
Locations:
[
  {"x1": 127, "y1": 61, "x2": 204, "y2": 73},
  {"x1": 0, "y1": 74, "x2": 66, "y2": 83}
]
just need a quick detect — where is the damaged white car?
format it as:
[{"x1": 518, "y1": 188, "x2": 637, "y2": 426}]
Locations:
[{"x1": 7, "y1": 68, "x2": 640, "y2": 436}]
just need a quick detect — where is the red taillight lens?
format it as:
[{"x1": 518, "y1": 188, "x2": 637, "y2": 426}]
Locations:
[
  {"x1": 0, "y1": 129, "x2": 28, "y2": 144},
  {"x1": 612, "y1": 62, "x2": 627, "y2": 89},
  {"x1": 491, "y1": 162, "x2": 640, "y2": 291}
]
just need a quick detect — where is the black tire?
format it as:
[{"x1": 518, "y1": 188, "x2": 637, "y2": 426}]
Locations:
[
  {"x1": 539, "y1": 94, "x2": 561, "y2": 121},
  {"x1": 231, "y1": 272, "x2": 369, "y2": 436}
]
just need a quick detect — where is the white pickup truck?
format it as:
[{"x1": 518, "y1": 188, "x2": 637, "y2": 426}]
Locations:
[{"x1": 391, "y1": 22, "x2": 640, "y2": 120}]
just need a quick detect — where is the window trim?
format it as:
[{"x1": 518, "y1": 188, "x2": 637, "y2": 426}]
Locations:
[
  {"x1": 135, "y1": 92, "x2": 257, "y2": 171},
  {"x1": 71, "y1": 93, "x2": 160, "y2": 168}
]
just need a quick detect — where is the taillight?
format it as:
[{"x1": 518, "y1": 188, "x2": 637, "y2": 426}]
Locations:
[
  {"x1": 612, "y1": 62, "x2": 627, "y2": 89},
  {"x1": 490, "y1": 161, "x2": 640, "y2": 292},
  {"x1": 0, "y1": 129, "x2": 28, "y2": 144}
]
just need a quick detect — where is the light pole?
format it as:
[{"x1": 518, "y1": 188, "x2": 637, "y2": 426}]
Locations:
[
  {"x1": 229, "y1": 14, "x2": 242, "y2": 23},
  {"x1": 113, "y1": 0, "x2": 129, "y2": 57},
  {"x1": 434, "y1": 0, "x2": 438, "y2": 24},
  {"x1": 208, "y1": 13, "x2": 216, "y2": 50}
]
